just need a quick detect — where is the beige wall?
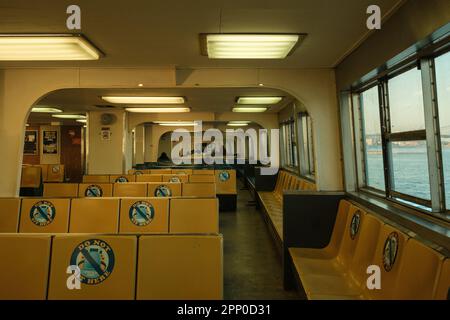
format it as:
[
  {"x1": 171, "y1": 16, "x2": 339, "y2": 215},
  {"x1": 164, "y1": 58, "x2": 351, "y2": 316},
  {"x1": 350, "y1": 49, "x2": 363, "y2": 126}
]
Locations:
[
  {"x1": 134, "y1": 125, "x2": 145, "y2": 165},
  {"x1": 336, "y1": 0, "x2": 450, "y2": 90}
]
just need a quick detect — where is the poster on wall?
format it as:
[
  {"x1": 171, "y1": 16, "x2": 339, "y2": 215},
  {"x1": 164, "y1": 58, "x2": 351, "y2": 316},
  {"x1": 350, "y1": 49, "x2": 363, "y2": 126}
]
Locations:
[
  {"x1": 43, "y1": 130, "x2": 58, "y2": 154},
  {"x1": 24, "y1": 130, "x2": 38, "y2": 155}
]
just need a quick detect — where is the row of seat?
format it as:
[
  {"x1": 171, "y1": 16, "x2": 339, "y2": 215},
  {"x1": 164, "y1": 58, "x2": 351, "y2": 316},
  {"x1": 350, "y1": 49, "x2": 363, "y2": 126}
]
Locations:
[
  {"x1": 128, "y1": 168, "x2": 214, "y2": 175},
  {"x1": 21, "y1": 164, "x2": 65, "y2": 188},
  {"x1": 0, "y1": 233, "x2": 222, "y2": 300},
  {"x1": 288, "y1": 199, "x2": 449, "y2": 300},
  {"x1": 83, "y1": 169, "x2": 237, "y2": 194},
  {"x1": 44, "y1": 182, "x2": 216, "y2": 198},
  {"x1": 258, "y1": 170, "x2": 316, "y2": 240},
  {"x1": 0, "y1": 197, "x2": 218, "y2": 234}
]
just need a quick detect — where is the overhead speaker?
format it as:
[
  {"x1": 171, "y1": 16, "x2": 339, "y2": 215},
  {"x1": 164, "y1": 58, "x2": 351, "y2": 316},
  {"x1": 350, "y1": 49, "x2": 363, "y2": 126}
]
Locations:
[{"x1": 100, "y1": 113, "x2": 117, "y2": 125}]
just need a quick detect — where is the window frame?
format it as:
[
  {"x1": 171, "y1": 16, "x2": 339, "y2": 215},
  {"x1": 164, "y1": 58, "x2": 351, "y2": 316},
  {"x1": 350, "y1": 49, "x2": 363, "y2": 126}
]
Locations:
[
  {"x1": 279, "y1": 118, "x2": 299, "y2": 172},
  {"x1": 297, "y1": 112, "x2": 316, "y2": 180},
  {"x1": 350, "y1": 46, "x2": 450, "y2": 221}
]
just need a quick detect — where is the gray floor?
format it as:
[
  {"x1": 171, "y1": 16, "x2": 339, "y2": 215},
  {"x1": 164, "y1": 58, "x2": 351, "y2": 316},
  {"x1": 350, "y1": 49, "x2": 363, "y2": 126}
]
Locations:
[{"x1": 220, "y1": 181, "x2": 301, "y2": 300}]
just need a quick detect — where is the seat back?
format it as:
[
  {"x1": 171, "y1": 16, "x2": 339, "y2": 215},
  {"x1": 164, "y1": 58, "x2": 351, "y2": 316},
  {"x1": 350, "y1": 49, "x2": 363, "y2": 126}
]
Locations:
[
  {"x1": 0, "y1": 234, "x2": 51, "y2": 299},
  {"x1": 189, "y1": 174, "x2": 215, "y2": 183},
  {"x1": 20, "y1": 198, "x2": 70, "y2": 233},
  {"x1": 136, "y1": 174, "x2": 162, "y2": 182},
  {"x1": 171, "y1": 169, "x2": 193, "y2": 175},
  {"x1": 78, "y1": 183, "x2": 113, "y2": 197},
  {"x1": 82, "y1": 175, "x2": 110, "y2": 183},
  {"x1": 392, "y1": 238, "x2": 444, "y2": 299},
  {"x1": 48, "y1": 235, "x2": 137, "y2": 300},
  {"x1": 113, "y1": 183, "x2": 148, "y2": 197},
  {"x1": 46, "y1": 164, "x2": 65, "y2": 182},
  {"x1": 136, "y1": 235, "x2": 222, "y2": 299},
  {"x1": 162, "y1": 174, "x2": 188, "y2": 183},
  {"x1": 0, "y1": 198, "x2": 21, "y2": 232},
  {"x1": 169, "y1": 198, "x2": 219, "y2": 234},
  {"x1": 150, "y1": 169, "x2": 172, "y2": 174},
  {"x1": 44, "y1": 183, "x2": 79, "y2": 197},
  {"x1": 434, "y1": 258, "x2": 450, "y2": 300},
  {"x1": 119, "y1": 198, "x2": 169, "y2": 233},
  {"x1": 109, "y1": 175, "x2": 136, "y2": 183},
  {"x1": 21, "y1": 166, "x2": 41, "y2": 188},
  {"x1": 69, "y1": 198, "x2": 120, "y2": 233},
  {"x1": 321, "y1": 200, "x2": 352, "y2": 257},
  {"x1": 214, "y1": 170, "x2": 237, "y2": 194},
  {"x1": 365, "y1": 224, "x2": 409, "y2": 299},
  {"x1": 192, "y1": 169, "x2": 215, "y2": 175},
  {"x1": 147, "y1": 183, "x2": 181, "y2": 197},
  {"x1": 182, "y1": 183, "x2": 216, "y2": 197}
]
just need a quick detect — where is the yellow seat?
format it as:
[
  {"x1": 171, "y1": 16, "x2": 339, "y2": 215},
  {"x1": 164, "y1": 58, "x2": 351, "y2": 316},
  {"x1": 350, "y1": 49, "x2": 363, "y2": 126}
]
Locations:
[
  {"x1": 147, "y1": 183, "x2": 181, "y2": 197},
  {"x1": 119, "y1": 198, "x2": 169, "y2": 233},
  {"x1": 46, "y1": 164, "x2": 65, "y2": 182},
  {"x1": 0, "y1": 198, "x2": 20, "y2": 232},
  {"x1": 136, "y1": 174, "x2": 162, "y2": 182},
  {"x1": 109, "y1": 174, "x2": 136, "y2": 183},
  {"x1": 171, "y1": 169, "x2": 193, "y2": 175},
  {"x1": 78, "y1": 183, "x2": 113, "y2": 197},
  {"x1": 364, "y1": 224, "x2": 409, "y2": 300},
  {"x1": 214, "y1": 169, "x2": 237, "y2": 194},
  {"x1": 150, "y1": 169, "x2": 172, "y2": 174},
  {"x1": 182, "y1": 183, "x2": 216, "y2": 197},
  {"x1": 0, "y1": 234, "x2": 51, "y2": 299},
  {"x1": 162, "y1": 174, "x2": 188, "y2": 183},
  {"x1": 189, "y1": 174, "x2": 215, "y2": 183},
  {"x1": 19, "y1": 198, "x2": 70, "y2": 233},
  {"x1": 113, "y1": 183, "x2": 148, "y2": 197},
  {"x1": 21, "y1": 166, "x2": 41, "y2": 188},
  {"x1": 44, "y1": 183, "x2": 79, "y2": 197},
  {"x1": 48, "y1": 235, "x2": 137, "y2": 300},
  {"x1": 392, "y1": 238, "x2": 445, "y2": 300},
  {"x1": 169, "y1": 198, "x2": 219, "y2": 234},
  {"x1": 136, "y1": 235, "x2": 223, "y2": 299},
  {"x1": 82, "y1": 175, "x2": 110, "y2": 183},
  {"x1": 192, "y1": 169, "x2": 215, "y2": 175},
  {"x1": 69, "y1": 198, "x2": 120, "y2": 233},
  {"x1": 434, "y1": 259, "x2": 450, "y2": 300}
]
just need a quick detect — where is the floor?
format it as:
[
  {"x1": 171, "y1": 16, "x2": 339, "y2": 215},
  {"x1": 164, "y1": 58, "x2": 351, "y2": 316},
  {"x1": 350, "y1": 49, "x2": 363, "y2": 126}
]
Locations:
[{"x1": 220, "y1": 180, "x2": 301, "y2": 300}]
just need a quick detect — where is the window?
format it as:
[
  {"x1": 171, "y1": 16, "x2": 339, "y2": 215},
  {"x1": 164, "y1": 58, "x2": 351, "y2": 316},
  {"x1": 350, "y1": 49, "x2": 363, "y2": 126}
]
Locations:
[
  {"x1": 280, "y1": 119, "x2": 298, "y2": 168},
  {"x1": 435, "y1": 51, "x2": 450, "y2": 210},
  {"x1": 297, "y1": 113, "x2": 315, "y2": 178},
  {"x1": 387, "y1": 67, "x2": 430, "y2": 201},
  {"x1": 360, "y1": 86, "x2": 385, "y2": 190}
]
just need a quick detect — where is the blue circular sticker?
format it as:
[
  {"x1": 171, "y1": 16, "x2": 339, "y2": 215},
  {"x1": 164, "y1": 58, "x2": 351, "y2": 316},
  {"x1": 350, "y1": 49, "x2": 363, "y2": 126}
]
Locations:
[
  {"x1": 85, "y1": 184, "x2": 103, "y2": 197},
  {"x1": 350, "y1": 211, "x2": 361, "y2": 240},
  {"x1": 115, "y1": 176, "x2": 129, "y2": 183},
  {"x1": 169, "y1": 176, "x2": 181, "y2": 183},
  {"x1": 154, "y1": 185, "x2": 172, "y2": 197},
  {"x1": 219, "y1": 171, "x2": 230, "y2": 182},
  {"x1": 129, "y1": 201, "x2": 155, "y2": 226},
  {"x1": 383, "y1": 232, "x2": 399, "y2": 272},
  {"x1": 70, "y1": 239, "x2": 115, "y2": 285},
  {"x1": 30, "y1": 201, "x2": 56, "y2": 226}
]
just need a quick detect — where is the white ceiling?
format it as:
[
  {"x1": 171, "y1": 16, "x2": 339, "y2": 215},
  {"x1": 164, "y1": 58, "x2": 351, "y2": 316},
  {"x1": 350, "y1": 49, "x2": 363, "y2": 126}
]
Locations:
[{"x1": 0, "y1": 0, "x2": 404, "y2": 68}]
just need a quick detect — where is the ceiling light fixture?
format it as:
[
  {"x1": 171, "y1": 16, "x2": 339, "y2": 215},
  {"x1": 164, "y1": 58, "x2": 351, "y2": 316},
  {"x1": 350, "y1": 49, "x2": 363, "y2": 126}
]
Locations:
[
  {"x1": 31, "y1": 107, "x2": 63, "y2": 113},
  {"x1": 52, "y1": 114, "x2": 86, "y2": 119},
  {"x1": 0, "y1": 34, "x2": 101, "y2": 61},
  {"x1": 154, "y1": 121, "x2": 197, "y2": 126},
  {"x1": 232, "y1": 107, "x2": 267, "y2": 113},
  {"x1": 125, "y1": 107, "x2": 190, "y2": 113},
  {"x1": 76, "y1": 119, "x2": 87, "y2": 123},
  {"x1": 102, "y1": 96, "x2": 185, "y2": 104},
  {"x1": 202, "y1": 34, "x2": 302, "y2": 59},
  {"x1": 237, "y1": 97, "x2": 283, "y2": 104},
  {"x1": 227, "y1": 122, "x2": 248, "y2": 127}
]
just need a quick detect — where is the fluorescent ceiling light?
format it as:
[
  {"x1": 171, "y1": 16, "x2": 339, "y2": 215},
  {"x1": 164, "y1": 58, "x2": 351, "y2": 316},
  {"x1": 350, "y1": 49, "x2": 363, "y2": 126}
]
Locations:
[
  {"x1": 102, "y1": 96, "x2": 185, "y2": 104},
  {"x1": 227, "y1": 122, "x2": 248, "y2": 126},
  {"x1": 31, "y1": 107, "x2": 63, "y2": 113},
  {"x1": 229, "y1": 121, "x2": 251, "y2": 124},
  {"x1": 126, "y1": 107, "x2": 190, "y2": 113},
  {"x1": 237, "y1": 97, "x2": 282, "y2": 104},
  {"x1": 0, "y1": 34, "x2": 100, "y2": 61},
  {"x1": 154, "y1": 121, "x2": 197, "y2": 126},
  {"x1": 76, "y1": 119, "x2": 87, "y2": 123},
  {"x1": 204, "y1": 34, "x2": 300, "y2": 59},
  {"x1": 52, "y1": 114, "x2": 86, "y2": 119},
  {"x1": 232, "y1": 107, "x2": 267, "y2": 113}
]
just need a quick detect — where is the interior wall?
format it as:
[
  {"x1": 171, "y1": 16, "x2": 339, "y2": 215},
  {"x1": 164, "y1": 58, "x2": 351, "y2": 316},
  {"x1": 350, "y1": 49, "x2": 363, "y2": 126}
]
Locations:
[
  {"x1": 23, "y1": 125, "x2": 40, "y2": 165},
  {"x1": 336, "y1": 0, "x2": 450, "y2": 89},
  {"x1": 39, "y1": 124, "x2": 61, "y2": 164},
  {"x1": 134, "y1": 125, "x2": 145, "y2": 165}
]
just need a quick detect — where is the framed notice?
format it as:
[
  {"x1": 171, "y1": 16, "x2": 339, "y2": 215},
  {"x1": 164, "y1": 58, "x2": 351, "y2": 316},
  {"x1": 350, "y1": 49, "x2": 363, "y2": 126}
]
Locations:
[
  {"x1": 43, "y1": 130, "x2": 58, "y2": 154},
  {"x1": 24, "y1": 130, "x2": 38, "y2": 155}
]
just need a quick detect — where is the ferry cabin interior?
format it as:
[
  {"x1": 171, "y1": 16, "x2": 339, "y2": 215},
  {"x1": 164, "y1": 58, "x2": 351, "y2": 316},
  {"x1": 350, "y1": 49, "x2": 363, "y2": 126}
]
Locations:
[{"x1": 0, "y1": 0, "x2": 449, "y2": 301}]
